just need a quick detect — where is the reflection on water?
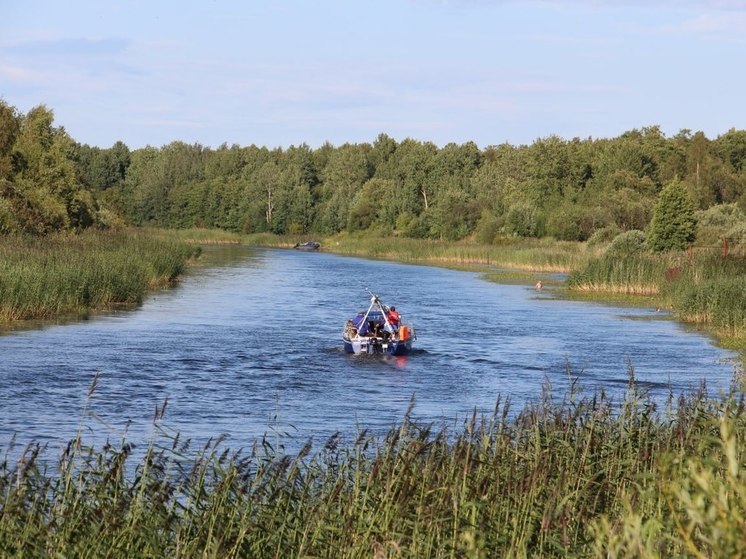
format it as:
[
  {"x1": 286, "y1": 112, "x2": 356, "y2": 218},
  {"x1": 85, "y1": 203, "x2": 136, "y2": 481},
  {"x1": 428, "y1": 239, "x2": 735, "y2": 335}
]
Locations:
[{"x1": 0, "y1": 246, "x2": 740, "y2": 455}]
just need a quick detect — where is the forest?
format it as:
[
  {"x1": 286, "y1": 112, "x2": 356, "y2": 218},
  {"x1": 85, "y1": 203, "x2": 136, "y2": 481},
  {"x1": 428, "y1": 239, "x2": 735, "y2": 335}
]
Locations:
[{"x1": 2, "y1": 100, "x2": 745, "y2": 249}]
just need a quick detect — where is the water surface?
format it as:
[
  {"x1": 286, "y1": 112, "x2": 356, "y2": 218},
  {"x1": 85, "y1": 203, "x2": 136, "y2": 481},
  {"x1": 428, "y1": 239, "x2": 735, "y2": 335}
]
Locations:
[{"x1": 0, "y1": 246, "x2": 739, "y2": 454}]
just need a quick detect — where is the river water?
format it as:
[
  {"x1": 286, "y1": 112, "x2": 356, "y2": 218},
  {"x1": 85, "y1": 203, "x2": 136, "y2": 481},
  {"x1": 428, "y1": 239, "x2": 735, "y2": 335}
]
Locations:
[{"x1": 0, "y1": 246, "x2": 740, "y2": 455}]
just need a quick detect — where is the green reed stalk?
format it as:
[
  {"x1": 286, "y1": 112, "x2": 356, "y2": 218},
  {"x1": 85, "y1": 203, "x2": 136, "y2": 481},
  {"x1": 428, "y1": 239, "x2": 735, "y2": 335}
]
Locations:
[
  {"x1": 0, "y1": 229, "x2": 199, "y2": 321},
  {"x1": 569, "y1": 249, "x2": 746, "y2": 348},
  {"x1": 3, "y1": 373, "x2": 746, "y2": 558}
]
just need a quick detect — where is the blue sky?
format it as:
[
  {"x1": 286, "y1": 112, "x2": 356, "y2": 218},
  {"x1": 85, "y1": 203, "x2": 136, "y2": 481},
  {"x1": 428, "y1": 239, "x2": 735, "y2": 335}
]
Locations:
[{"x1": 2, "y1": 0, "x2": 745, "y2": 149}]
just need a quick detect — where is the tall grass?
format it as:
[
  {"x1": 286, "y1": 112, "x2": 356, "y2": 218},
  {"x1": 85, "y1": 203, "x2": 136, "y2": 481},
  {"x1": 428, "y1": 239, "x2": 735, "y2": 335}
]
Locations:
[
  {"x1": 247, "y1": 233, "x2": 593, "y2": 273},
  {"x1": 3, "y1": 374, "x2": 746, "y2": 557},
  {"x1": 0, "y1": 229, "x2": 199, "y2": 321},
  {"x1": 660, "y1": 253, "x2": 746, "y2": 340},
  {"x1": 570, "y1": 251, "x2": 746, "y2": 341},
  {"x1": 144, "y1": 227, "x2": 243, "y2": 245},
  {"x1": 567, "y1": 253, "x2": 674, "y2": 296}
]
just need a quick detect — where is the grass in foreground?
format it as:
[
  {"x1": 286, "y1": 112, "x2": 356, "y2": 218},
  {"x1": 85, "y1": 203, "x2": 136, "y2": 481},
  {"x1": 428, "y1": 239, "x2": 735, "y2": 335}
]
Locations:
[
  {"x1": 0, "y1": 228, "x2": 200, "y2": 321},
  {"x1": 2, "y1": 373, "x2": 746, "y2": 558}
]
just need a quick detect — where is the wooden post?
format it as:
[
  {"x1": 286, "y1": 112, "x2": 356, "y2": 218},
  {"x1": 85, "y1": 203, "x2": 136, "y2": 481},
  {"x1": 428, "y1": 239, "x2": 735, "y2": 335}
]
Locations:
[{"x1": 722, "y1": 236, "x2": 728, "y2": 258}]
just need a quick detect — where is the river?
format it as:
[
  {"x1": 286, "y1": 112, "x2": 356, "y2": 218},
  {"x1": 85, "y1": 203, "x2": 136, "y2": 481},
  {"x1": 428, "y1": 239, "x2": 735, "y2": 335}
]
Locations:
[{"x1": 0, "y1": 246, "x2": 740, "y2": 456}]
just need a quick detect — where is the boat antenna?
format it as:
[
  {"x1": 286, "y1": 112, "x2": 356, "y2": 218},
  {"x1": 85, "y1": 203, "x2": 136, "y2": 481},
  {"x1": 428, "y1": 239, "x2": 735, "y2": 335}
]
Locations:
[{"x1": 363, "y1": 288, "x2": 393, "y2": 329}]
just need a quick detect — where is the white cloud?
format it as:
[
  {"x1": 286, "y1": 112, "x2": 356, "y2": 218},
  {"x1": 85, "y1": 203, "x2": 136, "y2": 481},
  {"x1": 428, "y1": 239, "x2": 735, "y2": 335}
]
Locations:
[
  {"x1": 668, "y1": 12, "x2": 746, "y2": 34},
  {"x1": 0, "y1": 64, "x2": 38, "y2": 82}
]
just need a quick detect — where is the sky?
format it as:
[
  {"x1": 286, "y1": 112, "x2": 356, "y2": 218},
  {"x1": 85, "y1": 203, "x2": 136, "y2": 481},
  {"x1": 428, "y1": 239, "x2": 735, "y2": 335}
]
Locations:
[{"x1": 2, "y1": 0, "x2": 746, "y2": 150}]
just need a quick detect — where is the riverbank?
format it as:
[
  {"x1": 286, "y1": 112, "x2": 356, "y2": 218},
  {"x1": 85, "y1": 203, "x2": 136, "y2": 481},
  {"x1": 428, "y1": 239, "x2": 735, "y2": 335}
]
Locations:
[{"x1": 0, "y1": 228, "x2": 243, "y2": 323}]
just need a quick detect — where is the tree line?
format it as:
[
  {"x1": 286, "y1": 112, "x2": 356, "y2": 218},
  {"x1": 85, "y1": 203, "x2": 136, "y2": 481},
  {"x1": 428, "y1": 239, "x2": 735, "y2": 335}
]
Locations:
[{"x1": 1, "y1": 100, "x2": 745, "y2": 248}]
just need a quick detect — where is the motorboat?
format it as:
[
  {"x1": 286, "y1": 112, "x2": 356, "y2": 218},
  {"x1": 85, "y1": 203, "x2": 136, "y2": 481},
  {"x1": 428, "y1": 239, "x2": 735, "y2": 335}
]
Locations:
[
  {"x1": 294, "y1": 241, "x2": 320, "y2": 251},
  {"x1": 343, "y1": 292, "x2": 415, "y2": 355}
]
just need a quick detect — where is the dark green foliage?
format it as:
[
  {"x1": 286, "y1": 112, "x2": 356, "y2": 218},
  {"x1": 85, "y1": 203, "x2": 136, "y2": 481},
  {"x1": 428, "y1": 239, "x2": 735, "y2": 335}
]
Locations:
[
  {"x1": 0, "y1": 101, "x2": 21, "y2": 181},
  {"x1": 0, "y1": 104, "x2": 103, "y2": 235},
  {"x1": 647, "y1": 179, "x2": 697, "y2": 251},
  {"x1": 505, "y1": 203, "x2": 541, "y2": 237},
  {"x1": 607, "y1": 230, "x2": 647, "y2": 258},
  {"x1": 2, "y1": 99, "x2": 744, "y2": 243},
  {"x1": 102, "y1": 125, "x2": 741, "y2": 244},
  {"x1": 545, "y1": 202, "x2": 587, "y2": 241}
]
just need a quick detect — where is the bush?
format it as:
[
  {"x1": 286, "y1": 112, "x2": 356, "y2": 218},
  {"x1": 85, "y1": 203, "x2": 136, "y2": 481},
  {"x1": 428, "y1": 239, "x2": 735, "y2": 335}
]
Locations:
[
  {"x1": 607, "y1": 230, "x2": 647, "y2": 258},
  {"x1": 545, "y1": 207, "x2": 585, "y2": 241},
  {"x1": 696, "y1": 203, "x2": 746, "y2": 246},
  {"x1": 474, "y1": 212, "x2": 503, "y2": 244},
  {"x1": 587, "y1": 224, "x2": 622, "y2": 248},
  {"x1": 504, "y1": 203, "x2": 540, "y2": 237}
]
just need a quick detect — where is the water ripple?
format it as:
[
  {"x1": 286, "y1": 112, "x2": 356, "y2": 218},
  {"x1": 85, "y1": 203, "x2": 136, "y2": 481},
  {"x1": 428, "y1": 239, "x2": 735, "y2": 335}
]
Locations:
[{"x1": 0, "y1": 246, "x2": 740, "y2": 454}]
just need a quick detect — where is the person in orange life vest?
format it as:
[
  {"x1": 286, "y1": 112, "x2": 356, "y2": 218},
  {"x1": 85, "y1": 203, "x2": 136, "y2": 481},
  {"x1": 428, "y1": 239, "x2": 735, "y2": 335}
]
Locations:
[{"x1": 386, "y1": 306, "x2": 400, "y2": 331}]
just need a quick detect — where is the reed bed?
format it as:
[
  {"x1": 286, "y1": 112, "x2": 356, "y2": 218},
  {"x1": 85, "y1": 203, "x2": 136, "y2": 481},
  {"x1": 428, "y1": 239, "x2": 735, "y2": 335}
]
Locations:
[
  {"x1": 569, "y1": 250, "x2": 746, "y2": 344},
  {"x1": 660, "y1": 254, "x2": 746, "y2": 340},
  {"x1": 3, "y1": 375, "x2": 746, "y2": 558},
  {"x1": 567, "y1": 254, "x2": 672, "y2": 296},
  {"x1": 247, "y1": 233, "x2": 592, "y2": 273},
  {"x1": 145, "y1": 227, "x2": 244, "y2": 245},
  {"x1": 0, "y1": 229, "x2": 199, "y2": 321}
]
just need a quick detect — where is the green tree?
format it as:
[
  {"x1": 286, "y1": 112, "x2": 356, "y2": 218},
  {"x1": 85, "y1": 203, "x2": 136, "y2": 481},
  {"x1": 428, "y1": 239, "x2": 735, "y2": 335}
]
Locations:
[
  {"x1": 7, "y1": 104, "x2": 98, "y2": 233},
  {"x1": 0, "y1": 100, "x2": 21, "y2": 181},
  {"x1": 316, "y1": 144, "x2": 370, "y2": 234},
  {"x1": 647, "y1": 179, "x2": 697, "y2": 251}
]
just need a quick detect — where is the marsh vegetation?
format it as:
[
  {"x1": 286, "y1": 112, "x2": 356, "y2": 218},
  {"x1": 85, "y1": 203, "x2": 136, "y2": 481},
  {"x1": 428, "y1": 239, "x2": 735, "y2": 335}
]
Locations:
[
  {"x1": 2, "y1": 374, "x2": 745, "y2": 558},
  {"x1": 0, "y1": 229, "x2": 199, "y2": 321}
]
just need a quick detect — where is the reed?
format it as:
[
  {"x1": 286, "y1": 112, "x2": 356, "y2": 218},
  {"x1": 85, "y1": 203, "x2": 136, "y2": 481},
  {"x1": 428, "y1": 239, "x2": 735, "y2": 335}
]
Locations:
[
  {"x1": 569, "y1": 251, "x2": 746, "y2": 343},
  {"x1": 246, "y1": 233, "x2": 593, "y2": 273},
  {"x1": 144, "y1": 227, "x2": 244, "y2": 245},
  {"x1": 3, "y1": 375, "x2": 745, "y2": 557},
  {"x1": 660, "y1": 253, "x2": 746, "y2": 340},
  {"x1": 567, "y1": 253, "x2": 672, "y2": 296},
  {"x1": 0, "y1": 229, "x2": 199, "y2": 321}
]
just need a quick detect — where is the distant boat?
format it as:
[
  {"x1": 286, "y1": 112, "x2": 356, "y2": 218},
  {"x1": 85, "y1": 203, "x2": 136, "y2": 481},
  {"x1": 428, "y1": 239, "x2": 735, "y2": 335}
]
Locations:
[
  {"x1": 294, "y1": 241, "x2": 320, "y2": 251},
  {"x1": 343, "y1": 292, "x2": 416, "y2": 356}
]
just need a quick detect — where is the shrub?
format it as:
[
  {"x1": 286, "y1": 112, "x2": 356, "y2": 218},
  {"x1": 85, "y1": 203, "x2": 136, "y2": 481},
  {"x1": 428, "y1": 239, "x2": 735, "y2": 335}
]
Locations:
[
  {"x1": 587, "y1": 224, "x2": 622, "y2": 248},
  {"x1": 504, "y1": 203, "x2": 540, "y2": 237},
  {"x1": 607, "y1": 230, "x2": 647, "y2": 258}
]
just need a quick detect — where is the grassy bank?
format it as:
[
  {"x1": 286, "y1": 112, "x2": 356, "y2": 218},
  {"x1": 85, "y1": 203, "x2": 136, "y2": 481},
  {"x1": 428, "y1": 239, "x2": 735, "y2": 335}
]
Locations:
[
  {"x1": 569, "y1": 251, "x2": 746, "y2": 348},
  {"x1": 144, "y1": 227, "x2": 244, "y2": 245},
  {"x1": 3, "y1": 377, "x2": 745, "y2": 558},
  {"x1": 246, "y1": 232, "x2": 593, "y2": 273},
  {"x1": 0, "y1": 229, "x2": 201, "y2": 321}
]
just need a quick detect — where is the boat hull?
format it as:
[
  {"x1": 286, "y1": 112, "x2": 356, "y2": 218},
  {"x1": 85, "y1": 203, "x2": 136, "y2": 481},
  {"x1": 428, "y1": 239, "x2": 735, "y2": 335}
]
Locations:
[
  {"x1": 294, "y1": 241, "x2": 320, "y2": 251},
  {"x1": 343, "y1": 336, "x2": 413, "y2": 356}
]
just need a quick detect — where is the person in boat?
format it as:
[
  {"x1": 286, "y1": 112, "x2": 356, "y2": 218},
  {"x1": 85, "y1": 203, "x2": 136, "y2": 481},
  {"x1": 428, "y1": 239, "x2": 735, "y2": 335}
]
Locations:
[
  {"x1": 386, "y1": 306, "x2": 400, "y2": 332},
  {"x1": 371, "y1": 321, "x2": 384, "y2": 338}
]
